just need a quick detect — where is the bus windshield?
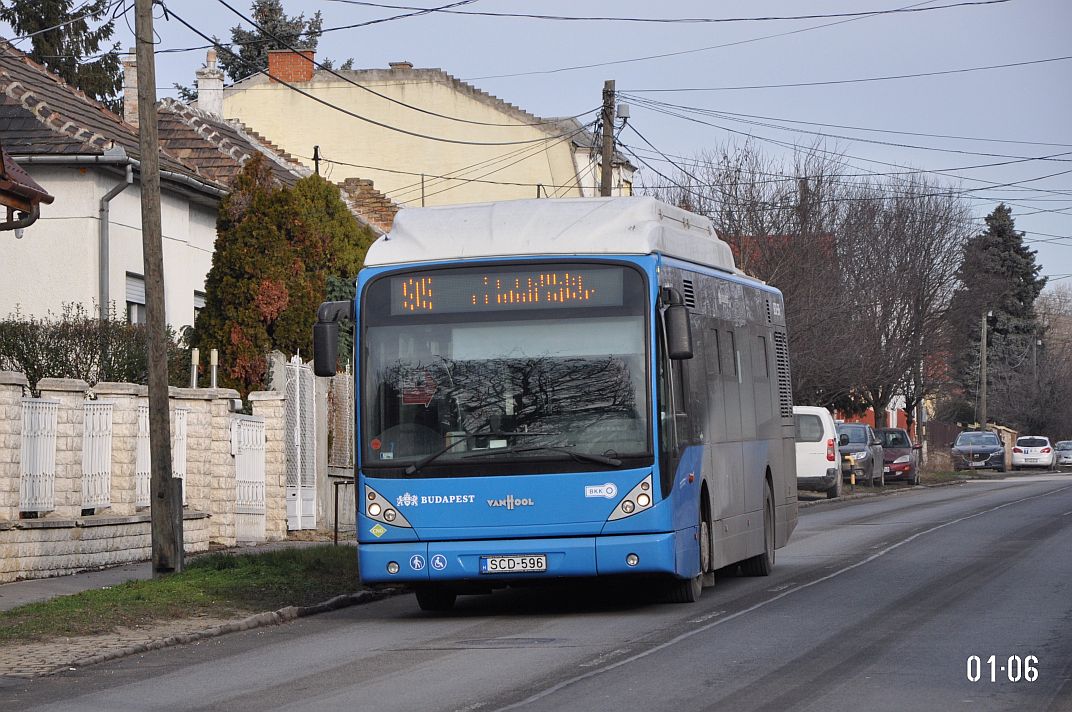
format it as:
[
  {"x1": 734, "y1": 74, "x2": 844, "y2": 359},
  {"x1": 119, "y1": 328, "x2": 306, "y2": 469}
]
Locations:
[{"x1": 361, "y1": 263, "x2": 651, "y2": 476}]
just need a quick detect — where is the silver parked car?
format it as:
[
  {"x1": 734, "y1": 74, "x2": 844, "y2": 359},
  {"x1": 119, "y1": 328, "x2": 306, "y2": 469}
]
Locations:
[
  {"x1": 837, "y1": 422, "x2": 884, "y2": 487},
  {"x1": 1054, "y1": 440, "x2": 1072, "y2": 468}
]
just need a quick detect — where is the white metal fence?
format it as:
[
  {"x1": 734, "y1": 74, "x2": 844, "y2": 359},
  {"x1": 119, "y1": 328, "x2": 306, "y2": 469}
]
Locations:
[
  {"x1": 285, "y1": 356, "x2": 317, "y2": 530},
  {"x1": 19, "y1": 399, "x2": 58, "y2": 513},
  {"x1": 81, "y1": 401, "x2": 113, "y2": 509},
  {"x1": 328, "y1": 365, "x2": 354, "y2": 469}
]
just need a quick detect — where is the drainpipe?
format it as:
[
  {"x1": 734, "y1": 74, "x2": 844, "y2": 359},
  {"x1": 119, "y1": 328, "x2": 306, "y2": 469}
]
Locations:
[{"x1": 98, "y1": 165, "x2": 133, "y2": 321}]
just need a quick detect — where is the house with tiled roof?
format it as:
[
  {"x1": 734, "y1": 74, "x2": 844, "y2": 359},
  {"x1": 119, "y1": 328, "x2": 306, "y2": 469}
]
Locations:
[
  {"x1": 222, "y1": 51, "x2": 630, "y2": 209},
  {"x1": 0, "y1": 39, "x2": 227, "y2": 329},
  {"x1": 0, "y1": 42, "x2": 391, "y2": 330}
]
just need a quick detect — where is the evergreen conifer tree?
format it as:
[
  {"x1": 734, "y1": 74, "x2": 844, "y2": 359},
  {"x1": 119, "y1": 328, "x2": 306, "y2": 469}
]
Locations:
[
  {"x1": 192, "y1": 156, "x2": 376, "y2": 395},
  {"x1": 947, "y1": 204, "x2": 1046, "y2": 425},
  {"x1": 0, "y1": 0, "x2": 123, "y2": 110}
]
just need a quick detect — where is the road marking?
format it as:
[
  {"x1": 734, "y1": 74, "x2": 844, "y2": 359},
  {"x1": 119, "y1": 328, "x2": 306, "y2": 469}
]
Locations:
[
  {"x1": 766, "y1": 583, "x2": 795, "y2": 592},
  {"x1": 1062, "y1": 510, "x2": 1072, "y2": 517},
  {"x1": 491, "y1": 483, "x2": 1072, "y2": 712},
  {"x1": 578, "y1": 648, "x2": 630, "y2": 668},
  {"x1": 687, "y1": 610, "x2": 726, "y2": 624}
]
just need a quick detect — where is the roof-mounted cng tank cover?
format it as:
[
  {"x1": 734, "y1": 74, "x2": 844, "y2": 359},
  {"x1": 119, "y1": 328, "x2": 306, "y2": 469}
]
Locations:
[{"x1": 313, "y1": 300, "x2": 352, "y2": 377}]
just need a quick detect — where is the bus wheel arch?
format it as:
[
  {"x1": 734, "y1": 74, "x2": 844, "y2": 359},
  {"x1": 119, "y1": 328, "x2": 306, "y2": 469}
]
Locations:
[{"x1": 742, "y1": 472, "x2": 775, "y2": 576}]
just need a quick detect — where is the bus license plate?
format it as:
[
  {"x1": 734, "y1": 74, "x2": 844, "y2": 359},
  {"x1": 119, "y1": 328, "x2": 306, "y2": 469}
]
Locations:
[{"x1": 480, "y1": 555, "x2": 547, "y2": 574}]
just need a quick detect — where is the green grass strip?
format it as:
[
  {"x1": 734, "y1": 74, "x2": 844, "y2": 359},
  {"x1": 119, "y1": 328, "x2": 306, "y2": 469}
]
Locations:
[{"x1": 0, "y1": 545, "x2": 359, "y2": 644}]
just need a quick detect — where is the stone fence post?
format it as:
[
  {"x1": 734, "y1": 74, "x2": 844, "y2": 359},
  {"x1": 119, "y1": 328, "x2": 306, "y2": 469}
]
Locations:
[
  {"x1": 169, "y1": 388, "x2": 217, "y2": 518},
  {"x1": 209, "y1": 389, "x2": 241, "y2": 546},
  {"x1": 0, "y1": 372, "x2": 28, "y2": 522},
  {"x1": 36, "y1": 379, "x2": 90, "y2": 520},
  {"x1": 92, "y1": 382, "x2": 143, "y2": 516}
]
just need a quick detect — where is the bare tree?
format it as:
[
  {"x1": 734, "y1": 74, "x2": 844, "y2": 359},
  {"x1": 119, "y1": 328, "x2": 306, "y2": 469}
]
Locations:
[{"x1": 643, "y1": 141, "x2": 970, "y2": 428}]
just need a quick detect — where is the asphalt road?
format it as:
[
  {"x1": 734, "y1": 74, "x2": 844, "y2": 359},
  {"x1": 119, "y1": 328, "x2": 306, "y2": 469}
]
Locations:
[{"x1": 4, "y1": 475, "x2": 1071, "y2": 712}]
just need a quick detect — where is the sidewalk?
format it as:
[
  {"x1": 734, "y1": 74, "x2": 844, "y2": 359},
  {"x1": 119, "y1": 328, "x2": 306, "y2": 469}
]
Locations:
[
  {"x1": 0, "y1": 538, "x2": 331, "y2": 612},
  {"x1": 0, "y1": 538, "x2": 379, "y2": 679}
]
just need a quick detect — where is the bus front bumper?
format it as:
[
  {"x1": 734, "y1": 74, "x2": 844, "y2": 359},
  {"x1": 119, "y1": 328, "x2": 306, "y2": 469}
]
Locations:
[{"x1": 359, "y1": 532, "x2": 688, "y2": 583}]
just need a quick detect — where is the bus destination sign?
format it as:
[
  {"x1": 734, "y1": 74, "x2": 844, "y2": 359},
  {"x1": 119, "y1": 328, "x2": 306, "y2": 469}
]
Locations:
[{"x1": 390, "y1": 267, "x2": 624, "y2": 315}]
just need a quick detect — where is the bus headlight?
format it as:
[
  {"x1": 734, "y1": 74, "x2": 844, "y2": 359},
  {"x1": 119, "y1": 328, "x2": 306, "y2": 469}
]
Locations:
[
  {"x1": 608, "y1": 474, "x2": 655, "y2": 521},
  {"x1": 363, "y1": 485, "x2": 413, "y2": 528}
]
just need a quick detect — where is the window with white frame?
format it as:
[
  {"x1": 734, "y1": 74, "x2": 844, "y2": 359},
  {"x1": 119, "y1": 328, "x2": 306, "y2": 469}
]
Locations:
[{"x1": 126, "y1": 273, "x2": 146, "y2": 325}]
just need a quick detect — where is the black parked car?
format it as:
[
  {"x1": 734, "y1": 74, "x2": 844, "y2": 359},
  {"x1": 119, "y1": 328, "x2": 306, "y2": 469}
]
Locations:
[{"x1": 951, "y1": 431, "x2": 1006, "y2": 472}]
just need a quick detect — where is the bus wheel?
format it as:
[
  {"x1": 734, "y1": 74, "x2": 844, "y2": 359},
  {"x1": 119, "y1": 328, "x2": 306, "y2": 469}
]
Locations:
[
  {"x1": 666, "y1": 509, "x2": 705, "y2": 603},
  {"x1": 415, "y1": 586, "x2": 457, "y2": 612},
  {"x1": 742, "y1": 485, "x2": 774, "y2": 576}
]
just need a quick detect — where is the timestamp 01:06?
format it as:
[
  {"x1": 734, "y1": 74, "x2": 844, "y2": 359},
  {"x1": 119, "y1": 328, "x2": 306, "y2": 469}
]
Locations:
[{"x1": 966, "y1": 655, "x2": 1039, "y2": 682}]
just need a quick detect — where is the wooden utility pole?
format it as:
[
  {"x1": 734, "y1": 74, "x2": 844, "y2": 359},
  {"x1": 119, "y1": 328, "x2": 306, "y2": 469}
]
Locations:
[
  {"x1": 136, "y1": 0, "x2": 183, "y2": 575},
  {"x1": 979, "y1": 311, "x2": 989, "y2": 430},
  {"x1": 599, "y1": 80, "x2": 615, "y2": 197}
]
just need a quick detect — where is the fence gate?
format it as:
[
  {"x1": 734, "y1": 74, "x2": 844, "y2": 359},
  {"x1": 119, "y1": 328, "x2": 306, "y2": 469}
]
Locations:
[
  {"x1": 233, "y1": 415, "x2": 266, "y2": 542},
  {"x1": 285, "y1": 356, "x2": 317, "y2": 530}
]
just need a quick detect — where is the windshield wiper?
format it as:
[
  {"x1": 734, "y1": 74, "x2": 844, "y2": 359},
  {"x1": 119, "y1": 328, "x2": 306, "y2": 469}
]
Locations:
[
  {"x1": 463, "y1": 444, "x2": 622, "y2": 467},
  {"x1": 404, "y1": 431, "x2": 552, "y2": 475}
]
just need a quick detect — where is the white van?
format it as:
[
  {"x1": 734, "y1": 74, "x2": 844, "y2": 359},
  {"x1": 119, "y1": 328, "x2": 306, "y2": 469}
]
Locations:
[{"x1": 793, "y1": 405, "x2": 841, "y2": 499}]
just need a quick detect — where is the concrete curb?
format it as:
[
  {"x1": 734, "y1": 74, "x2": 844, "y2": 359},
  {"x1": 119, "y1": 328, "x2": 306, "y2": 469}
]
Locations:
[
  {"x1": 798, "y1": 478, "x2": 971, "y2": 509},
  {"x1": 62, "y1": 587, "x2": 406, "y2": 673}
]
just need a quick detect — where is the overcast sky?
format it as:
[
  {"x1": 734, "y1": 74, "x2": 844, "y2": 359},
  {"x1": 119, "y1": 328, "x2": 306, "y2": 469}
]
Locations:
[{"x1": 13, "y1": 0, "x2": 1072, "y2": 283}]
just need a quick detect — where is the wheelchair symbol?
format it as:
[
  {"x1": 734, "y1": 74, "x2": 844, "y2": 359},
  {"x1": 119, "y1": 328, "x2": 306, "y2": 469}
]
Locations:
[{"x1": 431, "y1": 554, "x2": 447, "y2": 571}]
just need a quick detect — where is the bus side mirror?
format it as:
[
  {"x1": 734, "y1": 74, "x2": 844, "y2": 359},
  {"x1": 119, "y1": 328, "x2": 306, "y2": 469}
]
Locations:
[
  {"x1": 313, "y1": 300, "x2": 350, "y2": 377},
  {"x1": 313, "y1": 321, "x2": 339, "y2": 376},
  {"x1": 666, "y1": 304, "x2": 693, "y2": 360}
]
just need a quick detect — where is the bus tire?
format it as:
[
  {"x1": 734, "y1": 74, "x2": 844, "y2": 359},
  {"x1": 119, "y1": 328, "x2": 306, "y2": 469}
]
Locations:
[
  {"x1": 742, "y1": 485, "x2": 774, "y2": 577},
  {"x1": 415, "y1": 586, "x2": 457, "y2": 612}
]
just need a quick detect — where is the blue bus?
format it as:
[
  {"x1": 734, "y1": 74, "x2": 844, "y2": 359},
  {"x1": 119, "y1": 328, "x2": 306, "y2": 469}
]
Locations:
[{"x1": 314, "y1": 196, "x2": 798, "y2": 610}]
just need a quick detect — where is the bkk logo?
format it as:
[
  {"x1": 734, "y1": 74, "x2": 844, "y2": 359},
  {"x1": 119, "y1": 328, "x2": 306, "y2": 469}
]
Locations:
[{"x1": 584, "y1": 483, "x2": 618, "y2": 499}]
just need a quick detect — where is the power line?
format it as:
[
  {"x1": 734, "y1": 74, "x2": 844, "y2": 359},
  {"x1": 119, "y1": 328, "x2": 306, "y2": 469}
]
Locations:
[
  {"x1": 325, "y1": 0, "x2": 1011, "y2": 24},
  {"x1": 6, "y1": 0, "x2": 126, "y2": 44},
  {"x1": 618, "y1": 103, "x2": 1072, "y2": 150},
  {"x1": 212, "y1": 0, "x2": 575, "y2": 129},
  {"x1": 161, "y1": 5, "x2": 590, "y2": 147},
  {"x1": 466, "y1": 0, "x2": 945, "y2": 80},
  {"x1": 626, "y1": 95, "x2": 1072, "y2": 164},
  {"x1": 622, "y1": 100, "x2": 1072, "y2": 209},
  {"x1": 622, "y1": 54, "x2": 1072, "y2": 93}
]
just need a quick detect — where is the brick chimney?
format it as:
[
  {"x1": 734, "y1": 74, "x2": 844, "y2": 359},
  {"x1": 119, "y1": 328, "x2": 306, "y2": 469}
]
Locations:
[
  {"x1": 122, "y1": 49, "x2": 138, "y2": 126},
  {"x1": 194, "y1": 49, "x2": 224, "y2": 116},
  {"x1": 267, "y1": 49, "x2": 315, "y2": 83}
]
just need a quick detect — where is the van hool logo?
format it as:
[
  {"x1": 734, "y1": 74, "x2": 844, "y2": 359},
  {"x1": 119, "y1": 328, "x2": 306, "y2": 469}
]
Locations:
[{"x1": 487, "y1": 494, "x2": 535, "y2": 510}]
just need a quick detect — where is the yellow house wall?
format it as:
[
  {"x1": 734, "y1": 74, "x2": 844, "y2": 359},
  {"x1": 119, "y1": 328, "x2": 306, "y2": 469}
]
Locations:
[{"x1": 223, "y1": 70, "x2": 583, "y2": 207}]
